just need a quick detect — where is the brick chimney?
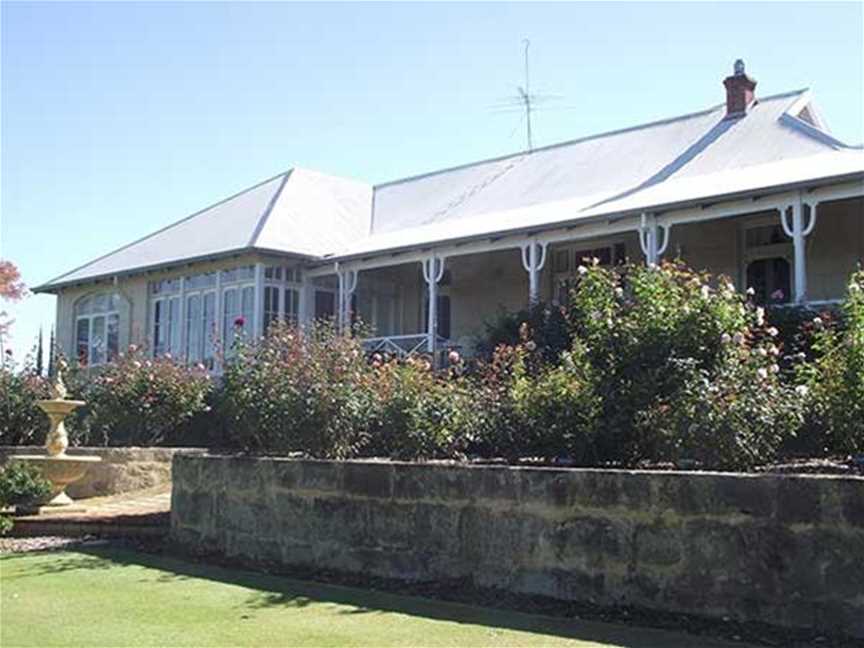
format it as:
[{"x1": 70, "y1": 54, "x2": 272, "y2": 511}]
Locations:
[{"x1": 723, "y1": 59, "x2": 757, "y2": 119}]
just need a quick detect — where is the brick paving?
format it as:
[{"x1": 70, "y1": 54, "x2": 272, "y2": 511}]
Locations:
[{"x1": 9, "y1": 486, "x2": 171, "y2": 538}]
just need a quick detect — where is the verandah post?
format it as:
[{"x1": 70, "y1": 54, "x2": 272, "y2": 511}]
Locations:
[{"x1": 422, "y1": 254, "x2": 445, "y2": 354}]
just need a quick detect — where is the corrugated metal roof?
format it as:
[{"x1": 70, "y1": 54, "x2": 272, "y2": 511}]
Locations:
[
  {"x1": 329, "y1": 90, "x2": 862, "y2": 259},
  {"x1": 37, "y1": 87, "x2": 862, "y2": 291},
  {"x1": 331, "y1": 149, "x2": 863, "y2": 261},
  {"x1": 368, "y1": 91, "x2": 839, "y2": 237},
  {"x1": 37, "y1": 168, "x2": 372, "y2": 290}
]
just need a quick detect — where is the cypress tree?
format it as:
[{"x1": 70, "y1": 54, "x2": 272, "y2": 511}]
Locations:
[{"x1": 35, "y1": 328, "x2": 44, "y2": 376}]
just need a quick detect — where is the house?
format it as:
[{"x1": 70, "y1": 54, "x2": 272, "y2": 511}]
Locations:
[{"x1": 36, "y1": 61, "x2": 864, "y2": 368}]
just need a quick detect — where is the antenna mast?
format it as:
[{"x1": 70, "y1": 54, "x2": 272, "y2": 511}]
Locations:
[{"x1": 519, "y1": 39, "x2": 533, "y2": 152}]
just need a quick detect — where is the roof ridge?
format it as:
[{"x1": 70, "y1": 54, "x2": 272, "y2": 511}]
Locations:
[
  {"x1": 247, "y1": 170, "x2": 293, "y2": 247},
  {"x1": 37, "y1": 169, "x2": 292, "y2": 289},
  {"x1": 373, "y1": 89, "x2": 810, "y2": 191}
]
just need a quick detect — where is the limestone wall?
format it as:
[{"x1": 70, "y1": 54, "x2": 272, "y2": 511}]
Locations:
[
  {"x1": 171, "y1": 455, "x2": 864, "y2": 638},
  {"x1": 1, "y1": 446, "x2": 200, "y2": 498}
]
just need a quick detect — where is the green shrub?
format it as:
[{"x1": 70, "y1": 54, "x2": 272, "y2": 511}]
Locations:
[
  {"x1": 80, "y1": 346, "x2": 213, "y2": 446},
  {"x1": 364, "y1": 355, "x2": 474, "y2": 460},
  {"x1": 561, "y1": 260, "x2": 799, "y2": 468},
  {"x1": 796, "y1": 270, "x2": 864, "y2": 455},
  {"x1": 477, "y1": 303, "x2": 570, "y2": 365},
  {"x1": 221, "y1": 321, "x2": 375, "y2": 458},
  {"x1": 0, "y1": 367, "x2": 50, "y2": 445},
  {"x1": 470, "y1": 339, "x2": 599, "y2": 462},
  {"x1": 0, "y1": 462, "x2": 53, "y2": 534},
  {"x1": 636, "y1": 355, "x2": 803, "y2": 470}
]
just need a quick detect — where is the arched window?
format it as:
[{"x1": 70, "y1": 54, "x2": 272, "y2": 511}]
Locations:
[{"x1": 74, "y1": 293, "x2": 120, "y2": 366}]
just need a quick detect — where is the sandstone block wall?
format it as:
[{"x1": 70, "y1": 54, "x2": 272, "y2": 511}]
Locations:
[
  {"x1": 1, "y1": 446, "x2": 199, "y2": 498},
  {"x1": 171, "y1": 455, "x2": 864, "y2": 638}
]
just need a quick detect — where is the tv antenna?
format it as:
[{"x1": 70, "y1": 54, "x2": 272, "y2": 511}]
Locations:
[
  {"x1": 488, "y1": 39, "x2": 562, "y2": 152},
  {"x1": 520, "y1": 39, "x2": 533, "y2": 151}
]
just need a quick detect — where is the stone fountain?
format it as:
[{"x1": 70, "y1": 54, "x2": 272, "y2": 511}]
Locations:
[{"x1": 14, "y1": 364, "x2": 101, "y2": 509}]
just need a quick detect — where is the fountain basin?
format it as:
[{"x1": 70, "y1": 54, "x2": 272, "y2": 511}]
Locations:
[
  {"x1": 12, "y1": 455, "x2": 102, "y2": 507},
  {"x1": 35, "y1": 399, "x2": 86, "y2": 416}
]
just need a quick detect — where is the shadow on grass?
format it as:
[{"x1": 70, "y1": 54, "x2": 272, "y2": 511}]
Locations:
[{"x1": 1, "y1": 546, "x2": 731, "y2": 648}]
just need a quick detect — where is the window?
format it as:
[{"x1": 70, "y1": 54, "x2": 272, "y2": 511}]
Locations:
[
  {"x1": 153, "y1": 295, "x2": 181, "y2": 357},
  {"x1": 742, "y1": 221, "x2": 792, "y2": 304},
  {"x1": 150, "y1": 278, "x2": 182, "y2": 358},
  {"x1": 178, "y1": 272, "x2": 217, "y2": 367},
  {"x1": 263, "y1": 286, "x2": 281, "y2": 332},
  {"x1": 219, "y1": 266, "x2": 256, "y2": 353},
  {"x1": 315, "y1": 290, "x2": 335, "y2": 320},
  {"x1": 552, "y1": 242, "x2": 626, "y2": 304},
  {"x1": 223, "y1": 285, "x2": 254, "y2": 350},
  {"x1": 74, "y1": 293, "x2": 120, "y2": 367},
  {"x1": 185, "y1": 291, "x2": 216, "y2": 367},
  {"x1": 747, "y1": 258, "x2": 791, "y2": 304},
  {"x1": 263, "y1": 264, "x2": 303, "y2": 333},
  {"x1": 148, "y1": 264, "x2": 264, "y2": 367}
]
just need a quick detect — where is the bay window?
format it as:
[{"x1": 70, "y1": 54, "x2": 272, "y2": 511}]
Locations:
[{"x1": 147, "y1": 261, "x2": 304, "y2": 367}]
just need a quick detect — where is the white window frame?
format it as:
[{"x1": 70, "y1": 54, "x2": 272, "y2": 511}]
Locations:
[
  {"x1": 183, "y1": 282, "x2": 218, "y2": 368},
  {"x1": 739, "y1": 216, "x2": 794, "y2": 304},
  {"x1": 263, "y1": 264, "x2": 304, "y2": 333},
  {"x1": 74, "y1": 293, "x2": 120, "y2": 367}
]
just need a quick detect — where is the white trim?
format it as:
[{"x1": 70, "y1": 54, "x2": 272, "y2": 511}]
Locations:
[
  {"x1": 254, "y1": 263, "x2": 265, "y2": 337},
  {"x1": 421, "y1": 254, "x2": 445, "y2": 353},
  {"x1": 520, "y1": 239, "x2": 548, "y2": 304}
]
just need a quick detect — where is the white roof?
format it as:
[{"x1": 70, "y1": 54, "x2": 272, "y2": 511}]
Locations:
[
  {"x1": 39, "y1": 168, "x2": 371, "y2": 289},
  {"x1": 37, "y1": 88, "x2": 863, "y2": 291},
  {"x1": 332, "y1": 90, "x2": 861, "y2": 259}
]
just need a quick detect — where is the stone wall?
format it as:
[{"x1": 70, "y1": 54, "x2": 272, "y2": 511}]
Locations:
[
  {"x1": 1, "y1": 446, "x2": 199, "y2": 498},
  {"x1": 170, "y1": 455, "x2": 864, "y2": 639}
]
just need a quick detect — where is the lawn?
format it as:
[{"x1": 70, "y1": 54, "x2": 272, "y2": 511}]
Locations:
[{"x1": 1, "y1": 547, "x2": 741, "y2": 647}]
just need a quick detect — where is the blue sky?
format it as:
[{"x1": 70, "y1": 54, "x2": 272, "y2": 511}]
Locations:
[{"x1": 2, "y1": 1, "x2": 863, "y2": 363}]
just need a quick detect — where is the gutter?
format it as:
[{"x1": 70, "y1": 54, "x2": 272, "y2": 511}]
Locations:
[{"x1": 33, "y1": 246, "x2": 318, "y2": 294}]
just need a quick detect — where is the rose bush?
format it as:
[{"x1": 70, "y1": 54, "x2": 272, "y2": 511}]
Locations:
[
  {"x1": 221, "y1": 321, "x2": 375, "y2": 458},
  {"x1": 78, "y1": 346, "x2": 213, "y2": 446},
  {"x1": 363, "y1": 354, "x2": 475, "y2": 460},
  {"x1": 795, "y1": 270, "x2": 864, "y2": 456},
  {"x1": 470, "y1": 333, "x2": 599, "y2": 463}
]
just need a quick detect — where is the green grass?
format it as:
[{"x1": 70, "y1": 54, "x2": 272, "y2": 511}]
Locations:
[{"x1": 1, "y1": 548, "x2": 740, "y2": 647}]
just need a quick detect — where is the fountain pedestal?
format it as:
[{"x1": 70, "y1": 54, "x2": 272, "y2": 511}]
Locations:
[{"x1": 12, "y1": 370, "x2": 101, "y2": 511}]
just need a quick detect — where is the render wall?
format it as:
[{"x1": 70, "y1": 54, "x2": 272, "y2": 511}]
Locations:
[{"x1": 171, "y1": 455, "x2": 864, "y2": 639}]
